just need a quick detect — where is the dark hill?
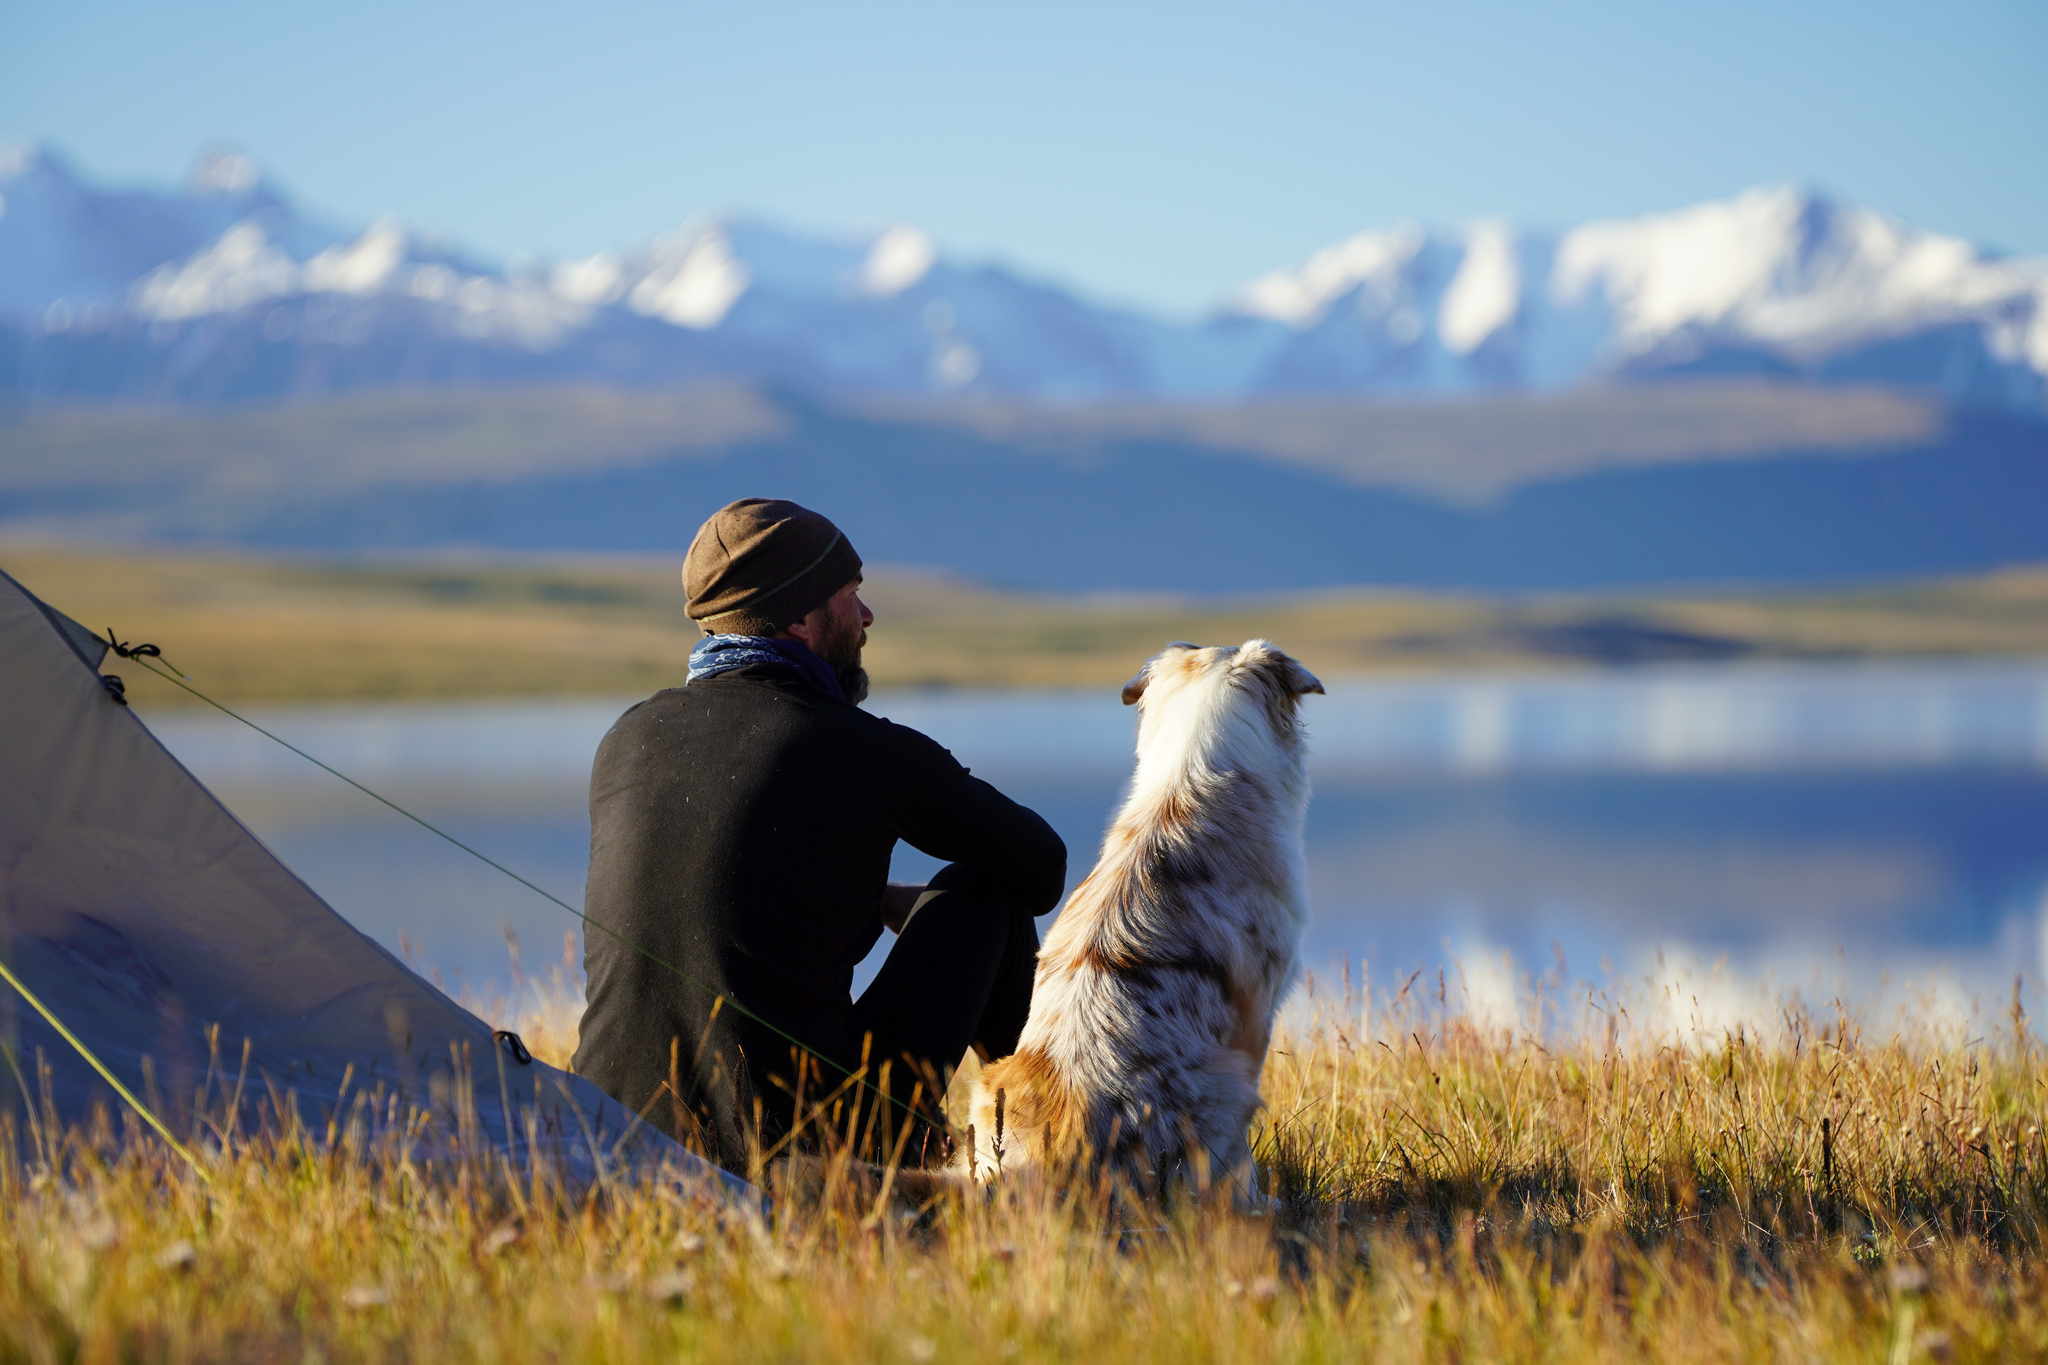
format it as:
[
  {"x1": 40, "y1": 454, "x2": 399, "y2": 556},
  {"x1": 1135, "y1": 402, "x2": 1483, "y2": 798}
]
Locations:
[{"x1": 2, "y1": 382, "x2": 2040, "y2": 592}]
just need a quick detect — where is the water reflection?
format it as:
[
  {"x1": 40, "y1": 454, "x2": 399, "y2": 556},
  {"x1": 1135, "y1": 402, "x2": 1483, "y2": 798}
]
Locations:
[{"x1": 140, "y1": 662, "x2": 2048, "y2": 1020}]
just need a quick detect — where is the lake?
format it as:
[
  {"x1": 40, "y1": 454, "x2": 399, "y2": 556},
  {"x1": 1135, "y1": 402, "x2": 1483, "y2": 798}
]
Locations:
[{"x1": 140, "y1": 660, "x2": 2048, "y2": 1033}]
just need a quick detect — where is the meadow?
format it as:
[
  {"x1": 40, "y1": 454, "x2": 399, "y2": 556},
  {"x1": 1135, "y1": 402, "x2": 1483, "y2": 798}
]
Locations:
[
  {"x1": 5, "y1": 541, "x2": 2046, "y2": 1361},
  {"x1": 4, "y1": 963, "x2": 2042, "y2": 1364}
]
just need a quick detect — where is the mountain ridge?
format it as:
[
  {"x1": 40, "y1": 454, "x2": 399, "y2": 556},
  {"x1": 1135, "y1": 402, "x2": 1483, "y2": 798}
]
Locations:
[{"x1": 3, "y1": 143, "x2": 2042, "y2": 411}]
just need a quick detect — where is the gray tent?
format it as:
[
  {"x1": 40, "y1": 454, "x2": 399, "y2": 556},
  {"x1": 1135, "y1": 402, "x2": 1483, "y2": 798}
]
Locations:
[{"x1": 0, "y1": 565, "x2": 748, "y2": 1200}]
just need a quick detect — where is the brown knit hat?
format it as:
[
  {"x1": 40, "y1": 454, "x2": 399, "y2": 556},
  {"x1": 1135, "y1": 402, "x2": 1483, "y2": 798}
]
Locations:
[{"x1": 683, "y1": 498, "x2": 863, "y2": 635}]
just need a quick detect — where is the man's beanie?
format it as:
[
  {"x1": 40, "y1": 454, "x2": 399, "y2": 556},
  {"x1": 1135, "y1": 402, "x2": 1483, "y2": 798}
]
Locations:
[{"x1": 683, "y1": 498, "x2": 863, "y2": 636}]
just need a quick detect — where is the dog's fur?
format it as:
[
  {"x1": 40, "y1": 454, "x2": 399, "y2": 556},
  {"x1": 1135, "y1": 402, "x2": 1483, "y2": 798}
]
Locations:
[{"x1": 956, "y1": 639, "x2": 1321, "y2": 1195}]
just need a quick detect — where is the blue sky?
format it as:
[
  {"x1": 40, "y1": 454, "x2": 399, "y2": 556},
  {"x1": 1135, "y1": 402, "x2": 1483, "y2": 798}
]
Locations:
[{"x1": 3, "y1": 0, "x2": 2042, "y2": 314}]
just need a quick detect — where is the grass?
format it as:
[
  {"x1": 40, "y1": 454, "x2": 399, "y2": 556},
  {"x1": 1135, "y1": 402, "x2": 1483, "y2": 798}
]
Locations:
[
  {"x1": 4, "y1": 962, "x2": 2043, "y2": 1363},
  {"x1": 4, "y1": 545, "x2": 2048, "y2": 706}
]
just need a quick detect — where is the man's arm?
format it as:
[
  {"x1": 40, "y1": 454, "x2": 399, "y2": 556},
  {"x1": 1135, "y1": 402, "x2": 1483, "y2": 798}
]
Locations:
[{"x1": 879, "y1": 725, "x2": 1068, "y2": 916}]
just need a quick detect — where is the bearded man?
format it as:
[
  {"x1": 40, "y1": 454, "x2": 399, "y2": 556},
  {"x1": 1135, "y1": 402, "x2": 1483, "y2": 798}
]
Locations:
[{"x1": 573, "y1": 498, "x2": 1066, "y2": 1172}]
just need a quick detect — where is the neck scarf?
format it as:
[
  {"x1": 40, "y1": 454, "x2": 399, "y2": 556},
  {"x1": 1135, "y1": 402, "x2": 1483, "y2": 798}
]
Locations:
[{"x1": 686, "y1": 633, "x2": 845, "y2": 702}]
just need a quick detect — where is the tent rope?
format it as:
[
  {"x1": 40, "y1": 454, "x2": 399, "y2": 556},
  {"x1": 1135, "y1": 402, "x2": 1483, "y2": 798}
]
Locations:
[
  {"x1": 117, "y1": 654, "x2": 923, "y2": 1123},
  {"x1": 102, "y1": 628, "x2": 178, "y2": 674},
  {"x1": 0, "y1": 955, "x2": 214, "y2": 1183}
]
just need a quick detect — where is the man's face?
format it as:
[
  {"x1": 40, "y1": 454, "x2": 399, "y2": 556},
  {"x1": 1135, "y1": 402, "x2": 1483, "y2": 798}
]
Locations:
[{"x1": 788, "y1": 578, "x2": 872, "y2": 702}]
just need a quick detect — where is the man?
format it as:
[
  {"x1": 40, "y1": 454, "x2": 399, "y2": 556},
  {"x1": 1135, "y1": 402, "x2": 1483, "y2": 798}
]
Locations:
[{"x1": 573, "y1": 498, "x2": 1066, "y2": 1173}]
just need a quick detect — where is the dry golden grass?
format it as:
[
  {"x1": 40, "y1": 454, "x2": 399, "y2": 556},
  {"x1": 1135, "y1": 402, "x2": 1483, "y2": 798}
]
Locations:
[
  {"x1": 3, "y1": 544, "x2": 2048, "y2": 706},
  {"x1": 5, "y1": 965, "x2": 2042, "y2": 1364}
]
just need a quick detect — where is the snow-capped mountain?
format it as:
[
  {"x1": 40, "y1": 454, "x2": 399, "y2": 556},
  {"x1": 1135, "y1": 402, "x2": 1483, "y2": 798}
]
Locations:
[
  {"x1": 2, "y1": 142, "x2": 2043, "y2": 411},
  {"x1": 1, "y1": 143, "x2": 1185, "y2": 401},
  {"x1": 1222, "y1": 187, "x2": 2048, "y2": 408},
  {"x1": 0, "y1": 143, "x2": 341, "y2": 321}
]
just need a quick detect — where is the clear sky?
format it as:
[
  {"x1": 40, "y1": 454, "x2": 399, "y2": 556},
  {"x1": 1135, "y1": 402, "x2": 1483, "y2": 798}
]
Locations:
[{"x1": 3, "y1": 0, "x2": 2042, "y2": 315}]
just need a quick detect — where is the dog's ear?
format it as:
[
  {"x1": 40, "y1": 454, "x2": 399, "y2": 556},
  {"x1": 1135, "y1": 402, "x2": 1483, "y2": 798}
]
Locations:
[
  {"x1": 1247, "y1": 641, "x2": 1323, "y2": 697},
  {"x1": 1238, "y1": 639, "x2": 1324, "y2": 697},
  {"x1": 1284, "y1": 656, "x2": 1325, "y2": 696},
  {"x1": 1122, "y1": 643, "x2": 1199, "y2": 705}
]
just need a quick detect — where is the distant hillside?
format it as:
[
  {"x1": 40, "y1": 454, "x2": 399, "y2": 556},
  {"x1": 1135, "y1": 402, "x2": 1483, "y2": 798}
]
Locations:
[
  {"x1": 7, "y1": 548, "x2": 2045, "y2": 707},
  {"x1": 3, "y1": 143, "x2": 2043, "y2": 410},
  {"x1": 2, "y1": 380, "x2": 2043, "y2": 593}
]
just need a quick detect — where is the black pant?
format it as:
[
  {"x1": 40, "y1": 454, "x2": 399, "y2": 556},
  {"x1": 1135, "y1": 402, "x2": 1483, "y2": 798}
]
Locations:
[{"x1": 829, "y1": 861, "x2": 1040, "y2": 1161}]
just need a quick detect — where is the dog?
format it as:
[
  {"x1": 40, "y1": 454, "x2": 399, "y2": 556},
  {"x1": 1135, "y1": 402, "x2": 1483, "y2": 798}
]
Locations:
[{"x1": 956, "y1": 639, "x2": 1321, "y2": 1197}]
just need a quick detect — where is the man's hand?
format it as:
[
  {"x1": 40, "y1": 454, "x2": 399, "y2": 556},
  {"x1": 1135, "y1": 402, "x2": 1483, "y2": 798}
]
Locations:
[{"x1": 880, "y1": 882, "x2": 929, "y2": 934}]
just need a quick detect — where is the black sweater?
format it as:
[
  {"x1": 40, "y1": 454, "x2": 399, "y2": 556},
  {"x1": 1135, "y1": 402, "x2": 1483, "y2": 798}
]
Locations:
[{"x1": 572, "y1": 665, "x2": 1066, "y2": 1165}]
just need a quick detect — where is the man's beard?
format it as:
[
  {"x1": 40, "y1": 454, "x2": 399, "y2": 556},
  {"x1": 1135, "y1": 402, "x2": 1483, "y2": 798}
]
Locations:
[{"x1": 815, "y1": 616, "x2": 870, "y2": 705}]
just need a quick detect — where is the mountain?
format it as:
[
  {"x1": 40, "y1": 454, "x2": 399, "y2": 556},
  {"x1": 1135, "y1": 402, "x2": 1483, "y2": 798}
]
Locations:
[
  {"x1": 0, "y1": 143, "x2": 340, "y2": 321},
  {"x1": 2, "y1": 143, "x2": 2043, "y2": 411},
  {"x1": 1225, "y1": 191, "x2": 2048, "y2": 409}
]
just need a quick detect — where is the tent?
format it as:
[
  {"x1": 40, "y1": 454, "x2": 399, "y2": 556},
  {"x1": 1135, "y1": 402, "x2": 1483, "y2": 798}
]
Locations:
[{"x1": 0, "y1": 565, "x2": 748, "y2": 1200}]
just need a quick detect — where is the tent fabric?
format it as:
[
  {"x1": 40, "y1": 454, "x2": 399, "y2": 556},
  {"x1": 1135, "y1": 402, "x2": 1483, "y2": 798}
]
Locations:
[{"x1": 0, "y1": 566, "x2": 750, "y2": 1201}]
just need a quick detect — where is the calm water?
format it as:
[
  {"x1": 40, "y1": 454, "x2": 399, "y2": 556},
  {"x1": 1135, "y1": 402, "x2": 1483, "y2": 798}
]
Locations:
[{"x1": 140, "y1": 662, "x2": 2048, "y2": 1025}]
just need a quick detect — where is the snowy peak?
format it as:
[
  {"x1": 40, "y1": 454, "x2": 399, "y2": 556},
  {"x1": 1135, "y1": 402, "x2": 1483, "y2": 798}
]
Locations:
[
  {"x1": 1438, "y1": 220, "x2": 1521, "y2": 355},
  {"x1": 131, "y1": 219, "x2": 300, "y2": 318},
  {"x1": 1224, "y1": 219, "x2": 1550, "y2": 365},
  {"x1": 861, "y1": 225, "x2": 937, "y2": 296},
  {"x1": 1555, "y1": 185, "x2": 2045, "y2": 365},
  {"x1": 1229, "y1": 222, "x2": 1432, "y2": 329},
  {"x1": 608, "y1": 220, "x2": 759, "y2": 329},
  {"x1": 550, "y1": 217, "x2": 942, "y2": 329}
]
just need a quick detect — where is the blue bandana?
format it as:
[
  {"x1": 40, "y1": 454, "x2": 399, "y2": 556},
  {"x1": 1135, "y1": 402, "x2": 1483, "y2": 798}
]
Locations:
[{"x1": 686, "y1": 633, "x2": 844, "y2": 702}]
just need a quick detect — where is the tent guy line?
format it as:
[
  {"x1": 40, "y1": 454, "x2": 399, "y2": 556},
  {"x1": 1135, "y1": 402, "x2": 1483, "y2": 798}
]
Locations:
[
  {"x1": 115, "y1": 651, "x2": 925, "y2": 1126},
  {"x1": 0, "y1": 954, "x2": 214, "y2": 1183}
]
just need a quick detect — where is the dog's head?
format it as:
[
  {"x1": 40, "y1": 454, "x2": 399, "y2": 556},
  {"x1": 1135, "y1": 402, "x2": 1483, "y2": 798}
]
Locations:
[{"x1": 1121, "y1": 639, "x2": 1323, "y2": 739}]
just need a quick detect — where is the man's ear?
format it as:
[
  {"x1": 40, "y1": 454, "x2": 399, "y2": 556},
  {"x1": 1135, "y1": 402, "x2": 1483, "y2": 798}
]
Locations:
[{"x1": 780, "y1": 602, "x2": 824, "y2": 645}]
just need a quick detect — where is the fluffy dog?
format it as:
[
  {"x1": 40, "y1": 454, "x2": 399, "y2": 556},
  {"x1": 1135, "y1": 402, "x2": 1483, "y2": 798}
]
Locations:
[{"x1": 957, "y1": 639, "x2": 1321, "y2": 1195}]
